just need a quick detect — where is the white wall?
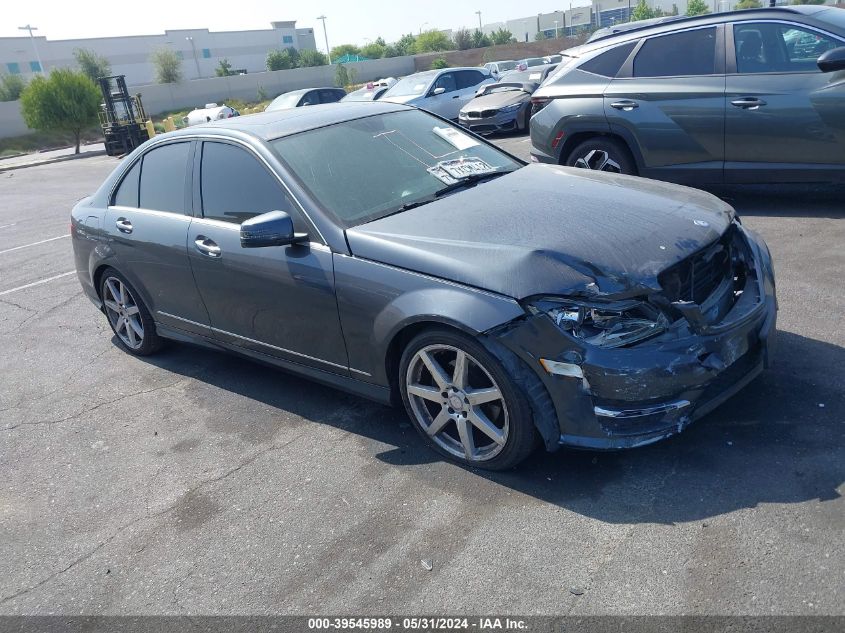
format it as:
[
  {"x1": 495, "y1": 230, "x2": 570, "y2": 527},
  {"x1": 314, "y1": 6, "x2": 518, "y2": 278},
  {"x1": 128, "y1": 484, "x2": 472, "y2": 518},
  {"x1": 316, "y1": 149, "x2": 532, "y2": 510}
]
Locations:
[{"x1": 0, "y1": 56, "x2": 417, "y2": 140}]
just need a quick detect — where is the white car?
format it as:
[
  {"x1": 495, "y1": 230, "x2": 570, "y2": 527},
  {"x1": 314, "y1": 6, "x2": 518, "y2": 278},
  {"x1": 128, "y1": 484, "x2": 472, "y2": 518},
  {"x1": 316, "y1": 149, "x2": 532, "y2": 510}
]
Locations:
[
  {"x1": 483, "y1": 60, "x2": 517, "y2": 78},
  {"x1": 183, "y1": 103, "x2": 239, "y2": 127},
  {"x1": 380, "y1": 68, "x2": 494, "y2": 120}
]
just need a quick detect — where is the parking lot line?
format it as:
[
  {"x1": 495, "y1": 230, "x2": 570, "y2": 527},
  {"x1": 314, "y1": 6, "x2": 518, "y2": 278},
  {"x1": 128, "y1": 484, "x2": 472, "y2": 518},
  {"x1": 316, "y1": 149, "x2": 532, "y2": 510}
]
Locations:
[
  {"x1": 0, "y1": 271, "x2": 75, "y2": 296},
  {"x1": 0, "y1": 223, "x2": 17, "y2": 230},
  {"x1": 0, "y1": 234, "x2": 70, "y2": 256}
]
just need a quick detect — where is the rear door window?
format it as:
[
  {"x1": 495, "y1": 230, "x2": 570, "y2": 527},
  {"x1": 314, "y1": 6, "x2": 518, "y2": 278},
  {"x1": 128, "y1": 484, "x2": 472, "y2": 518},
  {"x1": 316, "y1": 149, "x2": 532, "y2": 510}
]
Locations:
[
  {"x1": 138, "y1": 142, "x2": 190, "y2": 214},
  {"x1": 200, "y1": 141, "x2": 303, "y2": 229},
  {"x1": 633, "y1": 27, "x2": 717, "y2": 77},
  {"x1": 580, "y1": 41, "x2": 637, "y2": 77},
  {"x1": 113, "y1": 159, "x2": 140, "y2": 207}
]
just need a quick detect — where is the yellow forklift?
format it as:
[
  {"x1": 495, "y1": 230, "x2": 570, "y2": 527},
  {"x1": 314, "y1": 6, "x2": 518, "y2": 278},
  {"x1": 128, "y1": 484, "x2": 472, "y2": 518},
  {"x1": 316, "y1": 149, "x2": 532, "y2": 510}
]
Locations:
[{"x1": 97, "y1": 75, "x2": 149, "y2": 156}]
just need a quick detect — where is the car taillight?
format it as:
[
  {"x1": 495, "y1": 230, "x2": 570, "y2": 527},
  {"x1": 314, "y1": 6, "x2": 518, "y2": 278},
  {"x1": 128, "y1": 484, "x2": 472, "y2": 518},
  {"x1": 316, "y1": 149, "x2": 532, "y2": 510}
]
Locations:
[{"x1": 530, "y1": 96, "x2": 552, "y2": 115}]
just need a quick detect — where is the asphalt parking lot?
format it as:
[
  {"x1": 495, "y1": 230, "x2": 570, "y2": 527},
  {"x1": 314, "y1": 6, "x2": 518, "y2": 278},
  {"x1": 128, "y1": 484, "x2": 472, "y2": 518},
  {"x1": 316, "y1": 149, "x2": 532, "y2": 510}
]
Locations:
[{"x1": 1, "y1": 134, "x2": 843, "y2": 615}]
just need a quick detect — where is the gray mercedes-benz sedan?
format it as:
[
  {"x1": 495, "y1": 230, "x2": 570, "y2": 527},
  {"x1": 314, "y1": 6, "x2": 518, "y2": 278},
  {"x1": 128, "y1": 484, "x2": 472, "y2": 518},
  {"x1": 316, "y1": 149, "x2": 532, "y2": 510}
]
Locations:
[{"x1": 72, "y1": 102, "x2": 777, "y2": 470}]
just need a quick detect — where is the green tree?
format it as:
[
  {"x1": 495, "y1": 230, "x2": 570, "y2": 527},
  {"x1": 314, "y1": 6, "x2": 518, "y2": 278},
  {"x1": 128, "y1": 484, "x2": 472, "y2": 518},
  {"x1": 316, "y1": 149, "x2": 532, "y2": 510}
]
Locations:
[
  {"x1": 215, "y1": 58, "x2": 235, "y2": 76},
  {"x1": 256, "y1": 85, "x2": 268, "y2": 101},
  {"x1": 395, "y1": 33, "x2": 418, "y2": 56},
  {"x1": 415, "y1": 30, "x2": 454, "y2": 53},
  {"x1": 0, "y1": 74, "x2": 26, "y2": 102},
  {"x1": 735, "y1": 0, "x2": 762, "y2": 7},
  {"x1": 298, "y1": 49, "x2": 328, "y2": 67},
  {"x1": 20, "y1": 69, "x2": 100, "y2": 154},
  {"x1": 150, "y1": 48, "x2": 182, "y2": 83},
  {"x1": 73, "y1": 48, "x2": 111, "y2": 83},
  {"x1": 382, "y1": 44, "x2": 401, "y2": 58},
  {"x1": 490, "y1": 28, "x2": 516, "y2": 45},
  {"x1": 453, "y1": 28, "x2": 473, "y2": 50},
  {"x1": 266, "y1": 49, "x2": 295, "y2": 71},
  {"x1": 330, "y1": 44, "x2": 361, "y2": 60},
  {"x1": 471, "y1": 29, "x2": 492, "y2": 48},
  {"x1": 286, "y1": 47, "x2": 301, "y2": 67},
  {"x1": 534, "y1": 31, "x2": 547, "y2": 41},
  {"x1": 360, "y1": 42, "x2": 386, "y2": 58},
  {"x1": 430, "y1": 57, "x2": 450, "y2": 69},
  {"x1": 790, "y1": 0, "x2": 826, "y2": 4},
  {"x1": 334, "y1": 64, "x2": 356, "y2": 88},
  {"x1": 686, "y1": 0, "x2": 711, "y2": 16},
  {"x1": 670, "y1": 3, "x2": 680, "y2": 15},
  {"x1": 631, "y1": 0, "x2": 657, "y2": 21}
]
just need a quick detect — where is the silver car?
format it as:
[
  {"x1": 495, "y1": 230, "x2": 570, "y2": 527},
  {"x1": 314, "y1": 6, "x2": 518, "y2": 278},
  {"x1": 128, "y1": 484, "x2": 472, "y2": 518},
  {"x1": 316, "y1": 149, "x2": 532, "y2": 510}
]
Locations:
[{"x1": 380, "y1": 68, "x2": 494, "y2": 120}]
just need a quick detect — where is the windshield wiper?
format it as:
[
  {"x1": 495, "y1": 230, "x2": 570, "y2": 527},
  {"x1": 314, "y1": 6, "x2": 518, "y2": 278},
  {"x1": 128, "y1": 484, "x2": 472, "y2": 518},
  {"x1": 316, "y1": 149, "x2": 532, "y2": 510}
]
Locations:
[{"x1": 433, "y1": 170, "x2": 514, "y2": 198}]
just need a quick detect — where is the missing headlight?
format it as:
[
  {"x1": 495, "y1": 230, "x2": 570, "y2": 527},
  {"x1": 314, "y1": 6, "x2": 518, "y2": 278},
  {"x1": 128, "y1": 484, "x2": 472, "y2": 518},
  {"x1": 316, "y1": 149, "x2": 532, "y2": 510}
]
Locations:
[{"x1": 528, "y1": 298, "x2": 669, "y2": 349}]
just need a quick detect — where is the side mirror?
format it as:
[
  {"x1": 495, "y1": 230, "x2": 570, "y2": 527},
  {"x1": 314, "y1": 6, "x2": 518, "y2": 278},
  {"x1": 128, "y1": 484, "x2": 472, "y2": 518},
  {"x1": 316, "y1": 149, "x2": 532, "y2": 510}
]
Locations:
[
  {"x1": 240, "y1": 211, "x2": 307, "y2": 248},
  {"x1": 431, "y1": 86, "x2": 446, "y2": 96},
  {"x1": 817, "y1": 46, "x2": 845, "y2": 73}
]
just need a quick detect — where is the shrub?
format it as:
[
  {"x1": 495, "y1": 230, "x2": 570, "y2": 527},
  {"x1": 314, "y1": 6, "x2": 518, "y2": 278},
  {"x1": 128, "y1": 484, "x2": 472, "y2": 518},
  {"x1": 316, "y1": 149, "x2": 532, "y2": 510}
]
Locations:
[
  {"x1": 0, "y1": 74, "x2": 26, "y2": 102},
  {"x1": 150, "y1": 48, "x2": 182, "y2": 83},
  {"x1": 74, "y1": 48, "x2": 111, "y2": 83},
  {"x1": 430, "y1": 57, "x2": 450, "y2": 70}
]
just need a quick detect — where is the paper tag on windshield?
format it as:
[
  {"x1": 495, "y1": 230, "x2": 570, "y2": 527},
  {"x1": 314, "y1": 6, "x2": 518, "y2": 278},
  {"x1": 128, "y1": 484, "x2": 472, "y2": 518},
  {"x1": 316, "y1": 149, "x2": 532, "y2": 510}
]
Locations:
[
  {"x1": 432, "y1": 126, "x2": 479, "y2": 150},
  {"x1": 529, "y1": 72, "x2": 542, "y2": 80}
]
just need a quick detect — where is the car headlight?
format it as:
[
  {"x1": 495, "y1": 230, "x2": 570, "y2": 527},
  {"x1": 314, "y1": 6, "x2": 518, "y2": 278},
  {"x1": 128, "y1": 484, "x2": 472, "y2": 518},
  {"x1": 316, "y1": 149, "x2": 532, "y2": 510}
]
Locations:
[
  {"x1": 526, "y1": 297, "x2": 669, "y2": 348},
  {"x1": 499, "y1": 103, "x2": 521, "y2": 113}
]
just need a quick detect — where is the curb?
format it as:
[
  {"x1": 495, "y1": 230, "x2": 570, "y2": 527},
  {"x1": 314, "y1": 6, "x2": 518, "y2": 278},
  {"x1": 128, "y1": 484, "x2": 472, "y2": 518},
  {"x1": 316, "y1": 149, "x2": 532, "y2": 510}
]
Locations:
[{"x1": 0, "y1": 149, "x2": 109, "y2": 173}]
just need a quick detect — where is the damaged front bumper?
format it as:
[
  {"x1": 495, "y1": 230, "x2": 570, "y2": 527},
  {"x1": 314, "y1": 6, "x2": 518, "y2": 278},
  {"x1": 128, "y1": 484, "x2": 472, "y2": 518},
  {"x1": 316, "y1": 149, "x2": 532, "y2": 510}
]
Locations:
[{"x1": 494, "y1": 224, "x2": 777, "y2": 450}]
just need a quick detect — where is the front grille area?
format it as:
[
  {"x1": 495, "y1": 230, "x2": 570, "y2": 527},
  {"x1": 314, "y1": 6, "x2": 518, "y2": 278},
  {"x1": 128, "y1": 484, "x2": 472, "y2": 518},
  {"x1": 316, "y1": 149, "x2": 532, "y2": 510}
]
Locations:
[
  {"x1": 659, "y1": 227, "x2": 735, "y2": 304},
  {"x1": 466, "y1": 111, "x2": 482, "y2": 119},
  {"x1": 481, "y1": 109, "x2": 499, "y2": 117}
]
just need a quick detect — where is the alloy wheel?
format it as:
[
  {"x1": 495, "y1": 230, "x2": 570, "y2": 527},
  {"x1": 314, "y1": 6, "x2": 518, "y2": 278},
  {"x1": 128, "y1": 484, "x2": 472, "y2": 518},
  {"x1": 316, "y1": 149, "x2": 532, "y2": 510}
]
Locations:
[
  {"x1": 406, "y1": 344, "x2": 509, "y2": 462},
  {"x1": 574, "y1": 149, "x2": 622, "y2": 173},
  {"x1": 103, "y1": 276, "x2": 144, "y2": 350}
]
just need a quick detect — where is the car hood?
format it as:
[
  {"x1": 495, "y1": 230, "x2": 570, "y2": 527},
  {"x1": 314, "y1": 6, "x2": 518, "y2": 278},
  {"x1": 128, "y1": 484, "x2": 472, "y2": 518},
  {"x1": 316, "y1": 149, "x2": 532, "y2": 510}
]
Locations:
[
  {"x1": 345, "y1": 164, "x2": 735, "y2": 300},
  {"x1": 380, "y1": 94, "x2": 423, "y2": 105},
  {"x1": 462, "y1": 90, "x2": 529, "y2": 111}
]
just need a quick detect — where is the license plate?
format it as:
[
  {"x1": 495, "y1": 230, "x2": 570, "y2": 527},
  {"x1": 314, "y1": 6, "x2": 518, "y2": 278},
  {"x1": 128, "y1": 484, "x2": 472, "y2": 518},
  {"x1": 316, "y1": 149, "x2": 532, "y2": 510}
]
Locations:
[{"x1": 437, "y1": 157, "x2": 495, "y2": 180}]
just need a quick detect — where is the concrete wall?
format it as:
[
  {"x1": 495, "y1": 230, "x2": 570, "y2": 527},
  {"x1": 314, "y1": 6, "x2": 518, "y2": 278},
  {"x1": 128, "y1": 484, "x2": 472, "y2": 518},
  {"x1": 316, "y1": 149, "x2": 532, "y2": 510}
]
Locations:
[
  {"x1": 0, "y1": 55, "x2": 417, "y2": 140},
  {"x1": 0, "y1": 101, "x2": 29, "y2": 138},
  {"x1": 134, "y1": 56, "x2": 416, "y2": 114}
]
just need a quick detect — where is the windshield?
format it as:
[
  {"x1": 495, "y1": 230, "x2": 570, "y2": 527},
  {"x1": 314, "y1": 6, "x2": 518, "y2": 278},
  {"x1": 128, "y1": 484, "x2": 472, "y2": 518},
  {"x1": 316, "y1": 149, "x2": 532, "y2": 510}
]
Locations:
[
  {"x1": 486, "y1": 85, "x2": 525, "y2": 94},
  {"x1": 816, "y1": 8, "x2": 845, "y2": 31},
  {"x1": 271, "y1": 110, "x2": 522, "y2": 228},
  {"x1": 342, "y1": 88, "x2": 378, "y2": 102},
  {"x1": 500, "y1": 69, "x2": 544, "y2": 83},
  {"x1": 497, "y1": 61, "x2": 517, "y2": 71},
  {"x1": 267, "y1": 92, "x2": 304, "y2": 111},
  {"x1": 523, "y1": 58, "x2": 544, "y2": 67},
  {"x1": 383, "y1": 73, "x2": 436, "y2": 98}
]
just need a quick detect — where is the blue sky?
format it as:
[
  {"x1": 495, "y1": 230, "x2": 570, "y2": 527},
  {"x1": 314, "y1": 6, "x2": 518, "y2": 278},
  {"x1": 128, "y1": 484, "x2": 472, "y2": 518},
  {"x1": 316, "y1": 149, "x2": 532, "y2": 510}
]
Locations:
[{"x1": 3, "y1": 0, "x2": 591, "y2": 50}]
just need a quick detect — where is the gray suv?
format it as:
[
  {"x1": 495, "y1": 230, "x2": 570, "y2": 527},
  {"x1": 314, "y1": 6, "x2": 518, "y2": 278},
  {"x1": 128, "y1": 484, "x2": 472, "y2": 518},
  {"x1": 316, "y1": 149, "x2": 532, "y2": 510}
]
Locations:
[{"x1": 530, "y1": 6, "x2": 845, "y2": 184}]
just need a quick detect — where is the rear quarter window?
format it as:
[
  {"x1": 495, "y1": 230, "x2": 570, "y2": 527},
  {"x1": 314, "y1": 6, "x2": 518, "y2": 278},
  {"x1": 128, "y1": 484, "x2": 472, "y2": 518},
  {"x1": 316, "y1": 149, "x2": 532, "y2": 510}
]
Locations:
[
  {"x1": 138, "y1": 142, "x2": 190, "y2": 214},
  {"x1": 579, "y1": 41, "x2": 637, "y2": 77},
  {"x1": 112, "y1": 159, "x2": 140, "y2": 207}
]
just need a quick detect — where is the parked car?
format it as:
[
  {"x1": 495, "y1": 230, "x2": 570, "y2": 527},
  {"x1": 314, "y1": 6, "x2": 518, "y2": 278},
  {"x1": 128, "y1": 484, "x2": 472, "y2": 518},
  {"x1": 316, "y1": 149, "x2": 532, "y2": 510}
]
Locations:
[
  {"x1": 265, "y1": 87, "x2": 346, "y2": 111},
  {"x1": 542, "y1": 54, "x2": 563, "y2": 64},
  {"x1": 341, "y1": 78, "x2": 397, "y2": 102},
  {"x1": 483, "y1": 60, "x2": 518, "y2": 79},
  {"x1": 71, "y1": 102, "x2": 776, "y2": 470},
  {"x1": 458, "y1": 64, "x2": 558, "y2": 135},
  {"x1": 184, "y1": 103, "x2": 239, "y2": 127},
  {"x1": 380, "y1": 68, "x2": 494, "y2": 120},
  {"x1": 530, "y1": 6, "x2": 845, "y2": 184},
  {"x1": 516, "y1": 57, "x2": 545, "y2": 69},
  {"x1": 587, "y1": 15, "x2": 683, "y2": 43}
]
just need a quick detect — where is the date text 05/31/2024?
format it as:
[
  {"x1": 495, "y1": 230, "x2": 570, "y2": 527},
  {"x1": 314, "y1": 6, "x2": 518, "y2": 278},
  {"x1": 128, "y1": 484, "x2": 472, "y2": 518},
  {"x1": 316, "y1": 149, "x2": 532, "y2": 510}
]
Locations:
[{"x1": 307, "y1": 617, "x2": 529, "y2": 630}]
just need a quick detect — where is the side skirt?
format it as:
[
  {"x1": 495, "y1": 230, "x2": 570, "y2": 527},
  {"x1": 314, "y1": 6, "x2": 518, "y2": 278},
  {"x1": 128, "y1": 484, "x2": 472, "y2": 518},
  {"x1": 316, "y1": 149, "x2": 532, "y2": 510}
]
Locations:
[{"x1": 156, "y1": 323, "x2": 393, "y2": 406}]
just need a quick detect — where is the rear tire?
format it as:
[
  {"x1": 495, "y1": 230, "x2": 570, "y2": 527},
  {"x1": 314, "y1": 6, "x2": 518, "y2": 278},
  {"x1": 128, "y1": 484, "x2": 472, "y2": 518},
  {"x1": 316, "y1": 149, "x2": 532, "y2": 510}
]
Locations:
[
  {"x1": 399, "y1": 329, "x2": 538, "y2": 470},
  {"x1": 99, "y1": 268, "x2": 162, "y2": 356},
  {"x1": 565, "y1": 137, "x2": 636, "y2": 175}
]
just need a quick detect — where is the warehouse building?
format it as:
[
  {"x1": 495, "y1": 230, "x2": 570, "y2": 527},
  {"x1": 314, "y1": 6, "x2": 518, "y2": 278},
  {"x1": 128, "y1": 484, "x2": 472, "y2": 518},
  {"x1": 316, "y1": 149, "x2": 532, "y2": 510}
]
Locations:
[{"x1": 0, "y1": 21, "x2": 317, "y2": 86}]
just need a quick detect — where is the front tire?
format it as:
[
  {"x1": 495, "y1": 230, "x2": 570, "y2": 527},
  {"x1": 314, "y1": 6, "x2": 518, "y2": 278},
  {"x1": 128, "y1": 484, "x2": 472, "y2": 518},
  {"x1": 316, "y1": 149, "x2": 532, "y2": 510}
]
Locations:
[
  {"x1": 399, "y1": 329, "x2": 537, "y2": 470},
  {"x1": 565, "y1": 137, "x2": 636, "y2": 175},
  {"x1": 99, "y1": 268, "x2": 162, "y2": 356}
]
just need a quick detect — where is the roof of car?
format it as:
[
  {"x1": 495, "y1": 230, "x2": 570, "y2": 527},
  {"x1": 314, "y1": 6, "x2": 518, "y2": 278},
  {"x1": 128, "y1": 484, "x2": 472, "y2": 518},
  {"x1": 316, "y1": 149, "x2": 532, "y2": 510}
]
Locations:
[
  {"x1": 270, "y1": 86, "x2": 341, "y2": 98},
  {"x1": 178, "y1": 101, "x2": 411, "y2": 141},
  {"x1": 572, "y1": 6, "x2": 835, "y2": 50}
]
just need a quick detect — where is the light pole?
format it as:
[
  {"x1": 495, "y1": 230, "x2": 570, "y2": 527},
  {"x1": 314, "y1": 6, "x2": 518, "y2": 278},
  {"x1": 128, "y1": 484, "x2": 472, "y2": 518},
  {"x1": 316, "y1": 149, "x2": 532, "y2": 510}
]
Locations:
[
  {"x1": 317, "y1": 15, "x2": 331, "y2": 64},
  {"x1": 475, "y1": 11, "x2": 482, "y2": 31},
  {"x1": 419, "y1": 22, "x2": 429, "y2": 35},
  {"x1": 17, "y1": 24, "x2": 45, "y2": 73},
  {"x1": 554, "y1": 20, "x2": 559, "y2": 38},
  {"x1": 185, "y1": 36, "x2": 201, "y2": 79}
]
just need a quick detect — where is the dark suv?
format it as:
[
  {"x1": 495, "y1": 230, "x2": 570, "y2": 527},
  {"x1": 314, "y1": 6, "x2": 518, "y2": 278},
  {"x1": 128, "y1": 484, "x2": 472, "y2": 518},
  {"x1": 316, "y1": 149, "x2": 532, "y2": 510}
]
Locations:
[{"x1": 530, "y1": 6, "x2": 845, "y2": 184}]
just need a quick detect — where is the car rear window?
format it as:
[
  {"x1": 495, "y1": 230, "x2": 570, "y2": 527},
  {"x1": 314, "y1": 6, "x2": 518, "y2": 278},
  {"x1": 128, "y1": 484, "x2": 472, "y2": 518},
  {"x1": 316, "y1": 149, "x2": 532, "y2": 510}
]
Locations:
[
  {"x1": 634, "y1": 27, "x2": 717, "y2": 77},
  {"x1": 138, "y1": 142, "x2": 190, "y2": 214},
  {"x1": 579, "y1": 41, "x2": 637, "y2": 77}
]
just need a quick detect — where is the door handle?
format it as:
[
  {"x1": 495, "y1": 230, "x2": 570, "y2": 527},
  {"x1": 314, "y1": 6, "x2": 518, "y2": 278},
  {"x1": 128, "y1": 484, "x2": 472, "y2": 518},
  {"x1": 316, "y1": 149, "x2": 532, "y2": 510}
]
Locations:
[
  {"x1": 452, "y1": 95, "x2": 460, "y2": 99},
  {"x1": 610, "y1": 100, "x2": 639, "y2": 111},
  {"x1": 115, "y1": 218, "x2": 133, "y2": 234},
  {"x1": 731, "y1": 97, "x2": 767, "y2": 110},
  {"x1": 194, "y1": 236, "x2": 221, "y2": 258}
]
